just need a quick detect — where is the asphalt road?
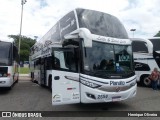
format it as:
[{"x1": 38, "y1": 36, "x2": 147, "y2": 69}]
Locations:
[{"x1": 0, "y1": 77, "x2": 160, "y2": 120}]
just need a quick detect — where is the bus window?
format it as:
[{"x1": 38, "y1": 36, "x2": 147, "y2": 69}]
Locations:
[
  {"x1": 132, "y1": 41, "x2": 148, "y2": 53},
  {"x1": 53, "y1": 50, "x2": 77, "y2": 72}
]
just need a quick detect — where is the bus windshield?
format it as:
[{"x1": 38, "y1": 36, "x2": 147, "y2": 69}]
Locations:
[
  {"x1": 0, "y1": 42, "x2": 12, "y2": 66},
  {"x1": 149, "y1": 38, "x2": 160, "y2": 51},
  {"x1": 83, "y1": 41, "x2": 134, "y2": 79},
  {"x1": 77, "y1": 9, "x2": 128, "y2": 39}
]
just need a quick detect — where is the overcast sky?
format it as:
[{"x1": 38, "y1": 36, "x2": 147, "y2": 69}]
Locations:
[{"x1": 0, "y1": 0, "x2": 160, "y2": 41}]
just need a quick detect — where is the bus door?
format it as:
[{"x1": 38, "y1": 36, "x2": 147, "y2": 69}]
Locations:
[
  {"x1": 52, "y1": 48, "x2": 80, "y2": 105},
  {"x1": 40, "y1": 58, "x2": 46, "y2": 85}
]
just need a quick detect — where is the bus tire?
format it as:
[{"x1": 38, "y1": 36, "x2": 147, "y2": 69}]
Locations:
[
  {"x1": 16, "y1": 76, "x2": 19, "y2": 83},
  {"x1": 15, "y1": 79, "x2": 18, "y2": 83},
  {"x1": 141, "y1": 75, "x2": 151, "y2": 87},
  {"x1": 31, "y1": 72, "x2": 34, "y2": 82},
  {"x1": 13, "y1": 74, "x2": 18, "y2": 83}
]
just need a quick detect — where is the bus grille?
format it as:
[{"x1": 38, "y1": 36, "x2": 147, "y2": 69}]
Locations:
[{"x1": 97, "y1": 85, "x2": 132, "y2": 92}]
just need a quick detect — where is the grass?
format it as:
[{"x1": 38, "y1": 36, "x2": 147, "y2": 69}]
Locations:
[{"x1": 20, "y1": 67, "x2": 30, "y2": 74}]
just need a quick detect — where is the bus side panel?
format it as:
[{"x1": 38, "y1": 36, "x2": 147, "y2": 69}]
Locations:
[
  {"x1": 0, "y1": 66, "x2": 13, "y2": 87},
  {"x1": 34, "y1": 70, "x2": 40, "y2": 84},
  {"x1": 52, "y1": 70, "x2": 80, "y2": 105},
  {"x1": 13, "y1": 61, "x2": 19, "y2": 82}
]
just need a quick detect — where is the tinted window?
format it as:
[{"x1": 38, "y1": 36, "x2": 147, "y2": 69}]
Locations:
[
  {"x1": 134, "y1": 62, "x2": 150, "y2": 71},
  {"x1": 76, "y1": 9, "x2": 128, "y2": 39},
  {"x1": 132, "y1": 41, "x2": 148, "y2": 53},
  {"x1": 115, "y1": 45, "x2": 133, "y2": 72},
  {"x1": 60, "y1": 11, "x2": 77, "y2": 39},
  {"x1": 83, "y1": 41, "x2": 134, "y2": 79},
  {"x1": 0, "y1": 42, "x2": 12, "y2": 65},
  {"x1": 149, "y1": 39, "x2": 160, "y2": 51},
  {"x1": 53, "y1": 49, "x2": 77, "y2": 72},
  {"x1": 13, "y1": 45, "x2": 19, "y2": 62}
]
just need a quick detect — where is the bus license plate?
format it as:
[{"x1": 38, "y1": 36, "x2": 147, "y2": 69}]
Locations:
[
  {"x1": 112, "y1": 96, "x2": 121, "y2": 102},
  {"x1": 97, "y1": 94, "x2": 108, "y2": 99}
]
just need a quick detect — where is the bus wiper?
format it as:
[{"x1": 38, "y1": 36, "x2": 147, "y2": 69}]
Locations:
[{"x1": 92, "y1": 70, "x2": 110, "y2": 78}]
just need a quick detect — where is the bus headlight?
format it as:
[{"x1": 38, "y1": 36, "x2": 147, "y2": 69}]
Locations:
[
  {"x1": 3, "y1": 74, "x2": 7, "y2": 77},
  {"x1": 0, "y1": 81, "x2": 6, "y2": 84},
  {"x1": 130, "y1": 82, "x2": 136, "y2": 86},
  {"x1": 80, "y1": 79, "x2": 101, "y2": 88},
  {"x1": 0, "y1": 73, "x2": 11, "y2": 77}
]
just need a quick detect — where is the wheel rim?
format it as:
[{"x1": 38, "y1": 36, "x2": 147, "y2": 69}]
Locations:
[{"x1": 144, "y1": 77, "x2": 151, "y2": 86}]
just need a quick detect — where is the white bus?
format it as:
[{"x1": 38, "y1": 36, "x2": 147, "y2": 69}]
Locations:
[
  {"x1": 30, "y1": 8, "x2": 137, "y2": 105},
  {"x1": 149, "y1": 37, "x2": 160, "y2": 53},
  {"x1": 0, "y1": 40, "x2": 19, "y2": 89},
  {"x1": 131, "y1": 37, "x2": 160, "y2": 87}
]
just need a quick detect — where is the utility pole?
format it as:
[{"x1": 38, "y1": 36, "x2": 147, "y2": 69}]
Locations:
[{"x1": 18, "y1": 0, "x2": 27, "y2": 74}]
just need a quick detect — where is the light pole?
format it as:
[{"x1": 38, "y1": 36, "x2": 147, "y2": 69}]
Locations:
[
  {"x1": 130, "y1": 29, "x2": 136, "y2": 38},
  {"x1": 18, "y1": 0, "x2": 27, "y2": 73}
]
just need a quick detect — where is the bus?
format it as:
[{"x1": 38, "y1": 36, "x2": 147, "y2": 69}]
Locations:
[
  {"x1": 149, "y1": 37, "x2": 160, "y2": 53},
  {"x1": 0, "y1": 40, "x2": 19, "y2": 89},
  {"x1": 30, "y1": 8, "x2": 137, "y2": 105},
  {"x1": 131, "y1": 37, "x2": 160, "y2": 87}
]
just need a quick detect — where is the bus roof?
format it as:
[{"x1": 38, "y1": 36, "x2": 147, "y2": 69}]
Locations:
[
  {"x1": 147, "y1": 37, "x2": 160, "y2": 40},
  {"x1": 32, "y1": 8, "x2": 128, "y2": 53},
  {"x1": 0, "y1": 38, "x2": 14, "y2": 43}
]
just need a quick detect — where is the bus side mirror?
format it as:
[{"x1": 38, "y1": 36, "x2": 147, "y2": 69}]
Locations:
[
  {"x1": 64, "y1": 28, "x2": 92, "y2": 47},
  {"x1": 79, "y1": 28, "x2": 92, "y2": 47}
]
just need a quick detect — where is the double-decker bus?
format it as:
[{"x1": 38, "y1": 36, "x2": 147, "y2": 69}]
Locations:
[
  {"x1": 30, "y1": 8, "x2": 137, "y2": 105},
  {"x1": 0, "y1": 40, "x2": 19, "y2": 89},
  {"x1": 131, "y1": 37, "x2": 160, "y2": 87}
]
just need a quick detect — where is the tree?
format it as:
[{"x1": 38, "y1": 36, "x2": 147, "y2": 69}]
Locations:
[
  {"x1": 154, "y1": 31, "x2": 160, "y2": 37},
  {"x1": 8, "y1": 35, "x2": 36, "y2": 62}
]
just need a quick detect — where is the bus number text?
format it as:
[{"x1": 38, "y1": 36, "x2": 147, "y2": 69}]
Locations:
[{"x1": 97, "y1": 95, "x2": 108, "y2": 99}]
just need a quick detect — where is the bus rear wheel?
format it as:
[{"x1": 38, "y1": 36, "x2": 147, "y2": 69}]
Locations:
[
  {"x1": 141, "y1": 75, "x2": 151, "y2": 87},
  {"x1": 16, "y1": 76, "x2": 19, "y2": 83}
]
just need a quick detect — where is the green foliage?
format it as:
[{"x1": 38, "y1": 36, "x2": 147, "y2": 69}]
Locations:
[
  {"x1": 20, "y1": 50, "x2": 30, "y2": 61},
  {"x1": 8, "y1": 35, "x2": 36, "y2": 61},
  {"x1": 20, "y1": 42, "x2": 30, "y2": 50},
  {"x1": 20, "y1": 67, "x2": 29, "y2": 74},
  {"x1": 154, "y1": 31, "x2": 160, "y2": 37}
]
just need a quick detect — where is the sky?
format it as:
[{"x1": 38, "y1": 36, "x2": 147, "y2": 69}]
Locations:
[{"x1": 0, "y1": 0, "x2": 160, "y2": 41}]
